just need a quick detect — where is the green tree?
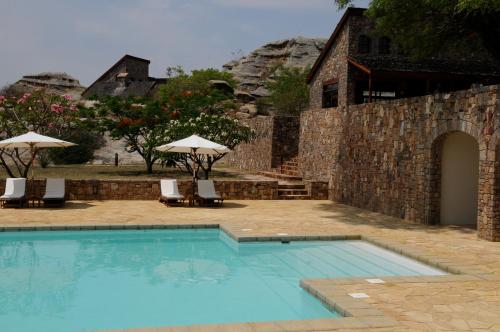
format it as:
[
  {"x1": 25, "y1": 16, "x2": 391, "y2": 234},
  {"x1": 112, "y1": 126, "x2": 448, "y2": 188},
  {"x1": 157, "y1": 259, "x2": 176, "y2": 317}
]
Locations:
[
  {"x1": 334, "y1": 0, "x2": 500, "y2": 61},
  {"x1": 97, "y1": 97, "x2": 172, "y2": 174},
  {"x1": 156, "y1": 67, "x2": 255, "y2": 178},
  {"x1": 48, "y1": 130, "x2": 104, "y2": 165},
  {"x1": 266, "y1": 66, "x2": 310, "y2": 115},
  {"x1": 160, "y1": 113, "x2": 255, "y2": 179},
  {"x1": 0, "y1": 91, "x2": 100, "y2": 177},
  {"x1": 159, "y1": 67, "x2": 236, "y2": 119}
]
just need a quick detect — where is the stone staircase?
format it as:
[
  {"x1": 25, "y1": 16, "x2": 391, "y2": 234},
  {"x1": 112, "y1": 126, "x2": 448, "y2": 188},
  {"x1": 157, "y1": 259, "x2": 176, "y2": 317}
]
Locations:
[
  {"x1": 279, "y1": 156, "x2": 299, "y2": 177},
  {"x1": 258, "y1": 156, "x2": 311, "y2": 200},
  {"x1": 278, "y1": 183, "x2": 310, "y2": 200},
  {"x1": 258, "y1": 156, "x2": 302, "y2": 181}
]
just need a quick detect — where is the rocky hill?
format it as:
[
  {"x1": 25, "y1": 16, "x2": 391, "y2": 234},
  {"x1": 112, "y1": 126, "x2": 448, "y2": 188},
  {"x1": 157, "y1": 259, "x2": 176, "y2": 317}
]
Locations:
[
  {"x1": 223, "y1": 37, "x2": 327, "y2": 97},
  {"x1": 2, "y1": 72, "x2": 85, "y2": 99}
]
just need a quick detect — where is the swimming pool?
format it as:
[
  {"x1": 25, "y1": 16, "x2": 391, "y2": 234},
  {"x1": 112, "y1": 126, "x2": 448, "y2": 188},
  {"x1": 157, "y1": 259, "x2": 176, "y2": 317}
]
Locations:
[{"x1": 0, "y1": 229, "x2": 445, "y2": 331}]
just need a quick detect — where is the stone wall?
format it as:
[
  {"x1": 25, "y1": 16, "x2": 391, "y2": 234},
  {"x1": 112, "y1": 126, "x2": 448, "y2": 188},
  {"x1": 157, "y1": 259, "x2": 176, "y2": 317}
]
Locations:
[
  {"x1": 225, "y1": 116, "x2": 274, "y2": 171},
  {"x1": 306, "y1": 181, "x2": 329, "y2": 200},
  {"x1": 225, "y1": 116, "x2": 300, "y2": 171},
  {"x1": 271, "y1": 116, "x2": 301, "y2": 168},
  {"x1": 0, "y1": 179, "x2": 279, "y2": 201},
  {"x1": 300, "y1": 85, "x2": 500, "y2": 241},
  {"x1": 309, "y1": 22, "x2": 350, "y2": 109},
  {"x1": 299, "y1": 108, "x2": 343, "y2": 181}
]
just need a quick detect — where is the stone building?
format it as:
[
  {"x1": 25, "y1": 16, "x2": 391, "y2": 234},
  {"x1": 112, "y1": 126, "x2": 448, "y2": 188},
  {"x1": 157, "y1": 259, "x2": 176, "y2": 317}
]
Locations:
[
  {"x1": 300, "y1": 8, "x2": 500, "y2": 241},
  {"x1": 307, "y1": 7, "x2": 500, "y2": 109},
  {"x1": 82, "y1": 54, "x2": 166, "y2": 99},
  {"x1": 228, "y1": 8, "x2": 500, "y2": 241}
]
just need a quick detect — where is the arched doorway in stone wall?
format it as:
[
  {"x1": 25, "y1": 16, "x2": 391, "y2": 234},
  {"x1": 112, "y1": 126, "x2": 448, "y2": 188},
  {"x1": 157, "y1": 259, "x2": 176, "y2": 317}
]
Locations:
[
  {"x1": 429, "y1": 131, "x2": 480, "y2": 227},
  {"x1": 434, "y1": 132, "x2": 480, "y2": 226}
]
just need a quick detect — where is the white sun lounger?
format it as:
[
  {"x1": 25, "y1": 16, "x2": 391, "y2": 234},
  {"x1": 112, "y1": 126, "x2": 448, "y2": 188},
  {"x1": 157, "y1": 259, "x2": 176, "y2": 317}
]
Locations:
[
  {"x1": 197, "y1": 180, "x2": 223, "y2": 207},
  {"x1": 159, "y1": 179, "x2": 185, "y2": 206},
  {"x1": 0, "y1": 178, "x2": 27, "y2": 208},
  {"x1": 42, "y1": 178, "x2": 66, "y2": 206}
]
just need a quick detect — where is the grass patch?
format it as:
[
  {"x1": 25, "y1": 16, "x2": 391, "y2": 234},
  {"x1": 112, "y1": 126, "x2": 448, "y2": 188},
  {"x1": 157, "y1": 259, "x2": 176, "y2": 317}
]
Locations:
[{"x1": 0, "y1": 164, "x2": 246, "y2": 180}]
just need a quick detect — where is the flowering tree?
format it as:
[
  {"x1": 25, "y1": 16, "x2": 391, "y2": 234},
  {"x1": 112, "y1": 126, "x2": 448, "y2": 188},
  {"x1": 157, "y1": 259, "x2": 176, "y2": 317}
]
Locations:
[
  {"x1": 97, "y1": 97, "x2": 172, "y2": 174},
  {"x1": 161, "y1": 113, "x2": 255, "y2": 179},
  {"x1": 0, "y1": 90, "x2": 99, "y2": 177},
  {"x1": 159, "y1": 67, "x2": 236, "y2": 119}
]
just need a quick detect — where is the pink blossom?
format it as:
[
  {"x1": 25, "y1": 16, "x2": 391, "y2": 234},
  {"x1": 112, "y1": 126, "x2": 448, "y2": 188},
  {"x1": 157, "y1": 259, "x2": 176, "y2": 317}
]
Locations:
[
  {"x1": 50, "y1": 103, "x2": 64, "y2": 114},
  {"x1": 17, "y1": 97, "x2": 27, "y2": 105},
  {"x1": 70, "y1": 104, "x2": 77, "y2": 112},
  {"x1": 23, "y1": 93, "x2": 31, "y2": 99},
  {"x1": 63, "y1": 94, "x2": 72, "y2": 101},
  {"x1": 0, "y1": 96, "x2": 5, "y2": 104}
]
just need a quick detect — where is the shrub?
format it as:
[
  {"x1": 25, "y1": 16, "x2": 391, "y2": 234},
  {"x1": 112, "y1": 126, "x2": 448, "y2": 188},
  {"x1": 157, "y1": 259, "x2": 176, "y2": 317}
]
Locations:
[{"x1": 266, "y1": 66, "x2": 310, "y2": 115}]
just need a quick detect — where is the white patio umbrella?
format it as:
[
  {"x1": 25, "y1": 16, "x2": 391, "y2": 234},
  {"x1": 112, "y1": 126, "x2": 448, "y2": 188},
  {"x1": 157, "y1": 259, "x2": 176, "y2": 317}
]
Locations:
[
  {"x1": 155, "y1": 134, "x2": 230, "y2": 195},
  {"x1": 0, "y1": 131, "x2": 76, "y2": 196}
]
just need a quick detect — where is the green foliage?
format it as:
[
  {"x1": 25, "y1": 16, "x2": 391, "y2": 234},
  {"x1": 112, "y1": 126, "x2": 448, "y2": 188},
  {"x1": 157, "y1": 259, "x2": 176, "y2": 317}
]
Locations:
[
  {"x1": 159, "y1": 67, "x2": 236, "y2": 118},
  {"x1": 48, "y1": 131, "x2": 104, "y2": 165},
  {"x1": 96, "y1": 96, "x2": 172, "y2": 173},
  {"x1": 160, "y1": 113, "x2": 256, "y2": 179},
  {"x1": 266, "y1": 66, "x2": 310, "y2": 115},
  {"x1": 0, "y1": 90, "x2": 100, "y2": 177},
  {"x1": 96, "y1": 68, "x2": 253, "y2": 177},
  {"x1": 333, "y1": 0, "x2": 500, "y2": 61}
]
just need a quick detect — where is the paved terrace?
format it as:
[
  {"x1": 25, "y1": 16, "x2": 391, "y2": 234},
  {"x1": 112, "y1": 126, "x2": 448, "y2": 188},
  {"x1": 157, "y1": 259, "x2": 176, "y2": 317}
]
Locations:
[{"x1": 1, "y1": 200, "x2": 500, "y2": 332}]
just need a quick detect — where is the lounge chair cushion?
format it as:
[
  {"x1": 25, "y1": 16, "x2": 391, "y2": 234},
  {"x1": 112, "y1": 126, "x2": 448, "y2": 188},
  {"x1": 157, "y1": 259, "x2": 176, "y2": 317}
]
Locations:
[
  {"x1": 43, "y1": 178, "x2": 65, "y2": 200},
  {"x1": 160, "y1": 179, "x2": 184, "y2": 200},
  {"x1": 197, "y1": 180, "x2": 222, "y2": 200},
  {"x1": 1, "y1": 178, "x2": 26, "y2": 200}
]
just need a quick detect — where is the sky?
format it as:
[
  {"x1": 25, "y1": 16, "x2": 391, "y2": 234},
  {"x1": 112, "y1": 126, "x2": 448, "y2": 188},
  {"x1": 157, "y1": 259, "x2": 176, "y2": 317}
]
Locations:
[{"x1": 0, "y1": 0, "x2": 369, "y2": 88}]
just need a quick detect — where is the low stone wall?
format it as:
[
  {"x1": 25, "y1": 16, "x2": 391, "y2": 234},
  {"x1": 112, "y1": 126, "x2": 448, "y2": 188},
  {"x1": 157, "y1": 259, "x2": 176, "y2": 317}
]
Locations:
[
  {"x1": 0, "y1": 179, "x2": 279, "y2": 200},
  {"x1": 300, "y1": 85, "x2": 500, "y2": 241},
  {"x1": 225, "y1": 115, "x2": 300, "y2": 171},
  {"x1": 306, "y1": 181, "x2": 329, "y2": 200}
]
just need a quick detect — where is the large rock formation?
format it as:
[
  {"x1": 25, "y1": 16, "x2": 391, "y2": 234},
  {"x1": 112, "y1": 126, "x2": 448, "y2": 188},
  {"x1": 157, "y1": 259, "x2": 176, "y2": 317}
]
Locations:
[
  {"x1": 223, "y1": 37, "x2": 327, "y2": 97},
  {"x1": 2, "y1": 72, "x2": 85, "y2": 99}
]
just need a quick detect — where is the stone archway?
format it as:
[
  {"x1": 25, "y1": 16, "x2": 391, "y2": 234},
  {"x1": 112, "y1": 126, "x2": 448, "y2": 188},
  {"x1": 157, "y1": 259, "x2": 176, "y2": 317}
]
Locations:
[
  {"x1": 440, "y1": 132, "x2": 479, "y2": 226},
  {"x1": 430, "y1": 131, "x2": 480, "y2": 227}
]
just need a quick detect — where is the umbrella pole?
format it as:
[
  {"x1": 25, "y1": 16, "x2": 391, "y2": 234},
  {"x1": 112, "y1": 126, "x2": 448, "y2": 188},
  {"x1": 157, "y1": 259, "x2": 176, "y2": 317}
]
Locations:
[
  {"x1": 192, "y1": 148, "x2": 198, "y2": 201},
  {"x1": 29, "y1": 144, "x2": 37, "y2": 205}
]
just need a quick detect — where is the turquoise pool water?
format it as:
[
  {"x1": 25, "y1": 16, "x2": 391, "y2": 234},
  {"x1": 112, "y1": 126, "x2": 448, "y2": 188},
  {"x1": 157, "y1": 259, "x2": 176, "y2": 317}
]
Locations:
[{"x1": 0, "y1": 229, "x2": 445, "y2": 331}]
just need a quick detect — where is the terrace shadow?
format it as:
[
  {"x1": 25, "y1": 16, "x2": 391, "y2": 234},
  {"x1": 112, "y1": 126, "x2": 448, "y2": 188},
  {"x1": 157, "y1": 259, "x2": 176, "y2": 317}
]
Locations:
[
  {"x1": 314, "y1": 202, "x2": 477, "y2": 235},
  {"x1": 198, "y1": 202, "x2": 247, "y2": 209},
  {"x1": 41, "y1": 202, "x2": 96, "y2": 210}
]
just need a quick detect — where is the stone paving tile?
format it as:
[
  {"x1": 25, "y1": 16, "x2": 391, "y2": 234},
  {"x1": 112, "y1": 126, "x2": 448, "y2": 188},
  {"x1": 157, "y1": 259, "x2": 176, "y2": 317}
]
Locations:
[{"x1": 2, "y1": 200, "x2": 500, "y2": 332}]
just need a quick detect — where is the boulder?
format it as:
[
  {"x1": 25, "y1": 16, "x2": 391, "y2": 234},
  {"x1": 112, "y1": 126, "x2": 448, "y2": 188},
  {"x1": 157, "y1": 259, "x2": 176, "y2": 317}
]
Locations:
[
  {"x1": 240, "y1": 104, "x2": 258, "y2": 116},
  {"x1": 234, "y1": 90, "x2": 256, "y2": 103},
  {"x1": 209, "y1": 80, "x2": 234, "y2": 94},
  {"x1": 235, "y1": 111, "x2": 252, "y2": 120},
  {"x1": 223, "y1": 36, "x2": 327, "y2": 96},
  {"x1": 2, "y1": 72, "x2": 85, "y2": 98},
  {"x1": 251, "y1": 87, "x2": 271, "y2": 98}
]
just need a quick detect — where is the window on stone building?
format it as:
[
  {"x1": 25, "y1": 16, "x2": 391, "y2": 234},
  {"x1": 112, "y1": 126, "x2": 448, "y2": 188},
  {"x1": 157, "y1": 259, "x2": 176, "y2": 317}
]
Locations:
[
  {"x1": 378, "y1": 37, "x2": 391, "y2": 55},
  {"x1": 322, "y1": 82, "x2": 339, "y2": 108},
  {"x1": 358, "y1": 35, "x2": 372, "y2": 54}
]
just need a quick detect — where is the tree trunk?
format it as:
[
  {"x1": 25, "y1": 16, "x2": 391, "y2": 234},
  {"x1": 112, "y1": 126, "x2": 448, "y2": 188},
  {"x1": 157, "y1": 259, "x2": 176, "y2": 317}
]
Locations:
[
  {"x1": 146, "y1": 160, "x2": 154, "y2": 174},
  {"x1": 0, "y1": 155, "x2": 15, "y2": 178}
]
